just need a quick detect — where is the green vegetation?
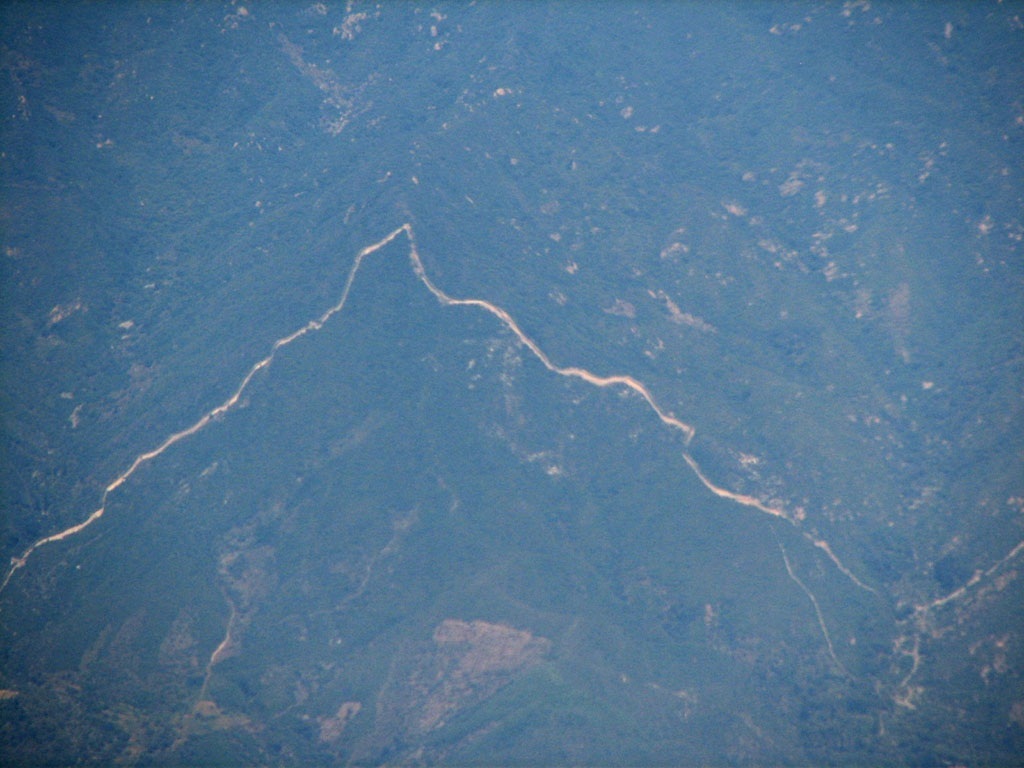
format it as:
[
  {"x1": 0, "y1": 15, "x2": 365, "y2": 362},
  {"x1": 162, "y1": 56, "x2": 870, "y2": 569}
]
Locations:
[{"x1": 1, "y1": 2, "x2": 1021, "y2": 765}]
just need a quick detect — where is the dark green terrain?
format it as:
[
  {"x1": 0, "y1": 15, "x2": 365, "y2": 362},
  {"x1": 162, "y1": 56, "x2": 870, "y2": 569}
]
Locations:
[{"x1": 1, "y1": 3, "x2": 1022, "y2": 765}]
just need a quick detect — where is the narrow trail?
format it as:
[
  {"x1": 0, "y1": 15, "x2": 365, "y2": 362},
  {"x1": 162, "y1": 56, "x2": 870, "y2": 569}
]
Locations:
[
  {"x1": 891, "y1": 537, "x2": 1024, "y2": 707},
  {"x1": 772, "y1": 529, "x2": 848, "y2": 676},
  {"x1": 199, "y1": 595, "x2": 237, "y2": 703},
  {"x1": 0, "y1": 225, "x2": 407, "y2": 595},
  {"x1": 10, "y1": 222, "x2": 1014, "y2": 685}
]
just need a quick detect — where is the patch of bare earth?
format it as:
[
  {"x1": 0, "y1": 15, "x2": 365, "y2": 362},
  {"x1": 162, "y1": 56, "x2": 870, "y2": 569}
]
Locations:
[{"x1": 406, "y1": 619, "x2": 551, "y2": 733}]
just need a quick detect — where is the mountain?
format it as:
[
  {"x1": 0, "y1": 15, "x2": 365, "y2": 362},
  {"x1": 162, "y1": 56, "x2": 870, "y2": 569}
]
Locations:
[{"x1": 2, "y1": 3, "x2": 1021, "y2": 765}]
